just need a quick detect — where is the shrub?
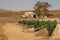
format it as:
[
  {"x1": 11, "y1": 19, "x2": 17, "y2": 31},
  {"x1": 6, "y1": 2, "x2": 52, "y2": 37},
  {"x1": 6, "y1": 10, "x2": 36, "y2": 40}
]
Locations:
[{"x1": 18, "y1": 20, "x2": 57, "y2": 36}]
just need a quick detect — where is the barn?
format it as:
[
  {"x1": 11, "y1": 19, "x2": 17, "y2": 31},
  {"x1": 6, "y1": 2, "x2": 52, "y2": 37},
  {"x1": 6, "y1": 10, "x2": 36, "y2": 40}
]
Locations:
[{"x1": 22, "y1": 12, "x2": 38, "y2": 18}]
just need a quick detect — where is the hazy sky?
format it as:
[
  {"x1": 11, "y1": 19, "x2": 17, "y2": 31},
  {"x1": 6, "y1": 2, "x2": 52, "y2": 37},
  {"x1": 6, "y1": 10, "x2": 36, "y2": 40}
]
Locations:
[{"x1": 0, "y1": 0, "x2": 60, "y2": 11}]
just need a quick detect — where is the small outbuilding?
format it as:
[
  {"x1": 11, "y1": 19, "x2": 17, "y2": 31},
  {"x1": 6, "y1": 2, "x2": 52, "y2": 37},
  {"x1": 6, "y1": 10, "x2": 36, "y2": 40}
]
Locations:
[{"x1": 22, "y1": 12, "x2": 38, "y2": 18}]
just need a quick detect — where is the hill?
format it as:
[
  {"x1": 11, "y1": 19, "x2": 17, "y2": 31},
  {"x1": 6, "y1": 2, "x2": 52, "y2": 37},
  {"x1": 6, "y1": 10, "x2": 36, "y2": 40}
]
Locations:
[
  {"x1": 0, "y1": 9, "x2": 24, "y2": 17},
  {"x1": 49, "y1": 10, "x2": 60, "y2": 17},
  {"x1": 0, "y1": 9, "x2": 8, "y2": 12},
  {"x1": 0, "y1": 9, "x2": 60, "y2": 17}
]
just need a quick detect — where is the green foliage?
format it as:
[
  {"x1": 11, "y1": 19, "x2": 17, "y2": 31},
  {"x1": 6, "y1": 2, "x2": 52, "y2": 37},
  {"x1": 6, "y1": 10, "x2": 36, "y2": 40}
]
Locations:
[
  {"x1": 18, "y1": 20, "x2": 57, "y2": 36},
  {"x1": 46, "y1": 20, "x2": 57, "y2": 36}
]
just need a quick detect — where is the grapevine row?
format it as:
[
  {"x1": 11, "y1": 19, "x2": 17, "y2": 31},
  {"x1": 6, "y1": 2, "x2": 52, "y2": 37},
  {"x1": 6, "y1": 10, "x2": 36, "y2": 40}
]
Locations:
[{"x1": 18, "y1": 20, "x2": 57, "y2": 36}]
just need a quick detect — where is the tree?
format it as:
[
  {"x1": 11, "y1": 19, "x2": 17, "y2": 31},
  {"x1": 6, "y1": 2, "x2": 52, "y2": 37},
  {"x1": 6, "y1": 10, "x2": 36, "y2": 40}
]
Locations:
[
  {"x1": 33, "y1": 1, "x2": 42, "y2": 17},
  {"x1": 33, "y1": 1, "x2": 51, "y2": 18}
]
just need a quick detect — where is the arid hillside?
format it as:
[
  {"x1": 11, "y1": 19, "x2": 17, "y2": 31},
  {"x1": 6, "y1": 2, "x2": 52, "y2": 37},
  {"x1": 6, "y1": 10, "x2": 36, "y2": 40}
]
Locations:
[
  {"x1": 0, "y1": 9, "x2": 25, "y2": 17},
  {"x1": 0, "y1": 9, "x2": 60, "y2": 17},
  {"x1": 49, "y1": 10, "x2": 60, "y2": 17}
]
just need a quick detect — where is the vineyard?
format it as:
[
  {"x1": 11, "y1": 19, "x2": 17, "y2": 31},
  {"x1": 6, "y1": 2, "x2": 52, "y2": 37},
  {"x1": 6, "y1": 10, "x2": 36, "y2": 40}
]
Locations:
[{"x1": 18, "y1": 20, "x2": 57, "y2": 36}]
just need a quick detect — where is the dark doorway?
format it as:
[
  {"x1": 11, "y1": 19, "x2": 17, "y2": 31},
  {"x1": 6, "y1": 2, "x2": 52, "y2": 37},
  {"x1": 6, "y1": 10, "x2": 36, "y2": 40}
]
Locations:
[{"x1": 33, "y1": 15, "x2": 36, "y2": 18}]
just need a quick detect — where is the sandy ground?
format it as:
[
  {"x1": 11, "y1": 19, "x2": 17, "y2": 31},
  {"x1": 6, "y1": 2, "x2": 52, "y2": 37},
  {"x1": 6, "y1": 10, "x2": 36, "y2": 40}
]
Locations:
[
  {"x1": 2, "y1": 23, "x2": 47, "y2": 40},
  {"x1": 2, "y1": 23, "x2": 35, "y2": 40},
  {"x1": 0, "y1": 23, "x2": 60, "y2": 40},
  {"x1": 50, "y1": 24, "x2": 60, "y2": 40}
]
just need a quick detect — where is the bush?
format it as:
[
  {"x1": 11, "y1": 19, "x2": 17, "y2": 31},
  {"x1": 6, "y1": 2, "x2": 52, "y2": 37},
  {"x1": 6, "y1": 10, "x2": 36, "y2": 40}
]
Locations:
[{"x1": 18, "y1": 20, "x2": 57, "y2": 36}]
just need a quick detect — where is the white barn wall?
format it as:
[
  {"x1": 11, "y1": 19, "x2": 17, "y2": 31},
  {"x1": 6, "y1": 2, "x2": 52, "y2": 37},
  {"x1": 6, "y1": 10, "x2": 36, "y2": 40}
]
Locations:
[{"x1": 23, "y1": 12, "x2": 38, "y2": 18}]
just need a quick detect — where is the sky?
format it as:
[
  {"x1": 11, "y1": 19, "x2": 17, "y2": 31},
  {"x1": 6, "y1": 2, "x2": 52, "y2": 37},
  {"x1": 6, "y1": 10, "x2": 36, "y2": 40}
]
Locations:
[{"x1": 0, "y1": 0, "x2": 60, "y2": 11}]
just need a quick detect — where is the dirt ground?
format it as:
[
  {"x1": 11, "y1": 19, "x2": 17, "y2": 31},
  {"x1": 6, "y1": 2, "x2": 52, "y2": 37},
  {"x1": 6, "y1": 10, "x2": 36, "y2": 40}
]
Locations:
[{"x1": 0, "y1": 22, "x2": 60, "y2": 40}]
